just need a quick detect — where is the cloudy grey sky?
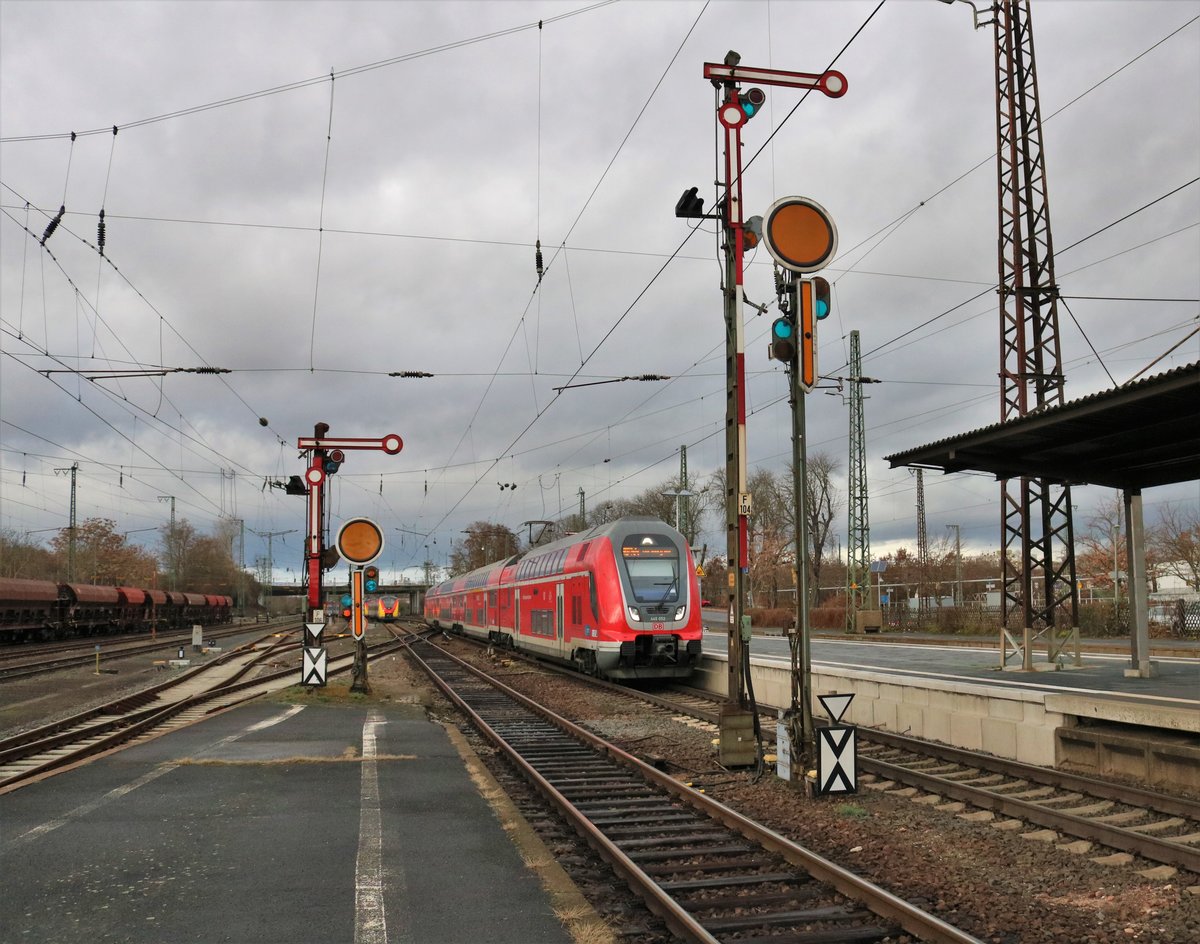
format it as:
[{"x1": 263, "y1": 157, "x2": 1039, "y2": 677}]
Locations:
[{"x1": 2, "y1": 0, "x2": 1198, "y2": 582}]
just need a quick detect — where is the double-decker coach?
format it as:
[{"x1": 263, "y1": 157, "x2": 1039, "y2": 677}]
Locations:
[{"x1": 424, "y1": 516, "x2": 703, "y2": 680}]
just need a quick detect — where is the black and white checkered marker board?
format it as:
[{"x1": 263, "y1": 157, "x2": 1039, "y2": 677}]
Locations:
[{"x1": 816, "y1": 693, "x2": 857, "y2": 795}]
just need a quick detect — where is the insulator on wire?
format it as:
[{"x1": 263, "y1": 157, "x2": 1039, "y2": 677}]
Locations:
[
  {"x1": 40, "y1": 206, "x2": 65, "y2": 246},
  {"x1": 535, "y1": 239, "x2": 544, "y2": 283},
  {"x1": 97, "y1": 209, "x2": 106, "y2": 256}
]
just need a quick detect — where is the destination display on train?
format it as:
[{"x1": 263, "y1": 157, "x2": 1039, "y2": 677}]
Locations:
[{"x1": 622, "y1": 541, "x2": 676, "y2": 559}]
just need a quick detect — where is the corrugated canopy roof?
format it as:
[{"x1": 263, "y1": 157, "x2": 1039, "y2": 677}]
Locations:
[{"x1": 884, "y1": 362, "x2": 1200, "y2": 490}]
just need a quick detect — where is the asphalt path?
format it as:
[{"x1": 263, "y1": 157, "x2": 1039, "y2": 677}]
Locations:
[{"x1": 1, "y1": 700, "x2": 573, "y2": 944}]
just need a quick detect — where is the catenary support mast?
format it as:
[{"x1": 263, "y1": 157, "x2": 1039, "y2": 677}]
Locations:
[
  {"x1": 993, "y1": 0, "x2": 1080, "y2": 667},
  {"x1": 845, "y1": 330, "x2": 870, "y2": 631}
]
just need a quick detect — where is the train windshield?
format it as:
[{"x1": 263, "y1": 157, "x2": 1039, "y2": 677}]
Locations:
[{"x1": 620, "y1": 534, "x2": 681, "y2": 603}]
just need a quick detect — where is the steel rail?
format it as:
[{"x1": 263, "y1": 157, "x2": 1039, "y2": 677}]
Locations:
[
  {"x1": 857, "y1": 727, "x2": 1200, "y2": 820},
  {"x1": 0, "y1": 634, "x2": 419, "y2": 790},
  {"x1": 407, "y1": 639, "x2": 984, "y2": 944},
  {"x1": 857, "y1": 751, "x2": 1200, "y2": 873},
  {"x1": 0, "y1": 623, "x2": 297, "y2": 681},
  {"x1": 429, "y1": 631, "x2": 1200, "y2": 875}
]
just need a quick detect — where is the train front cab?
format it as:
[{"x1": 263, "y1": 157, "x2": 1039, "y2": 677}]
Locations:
[{"x1": 584, "y1": 524, "x2": 703, "y2": 680}]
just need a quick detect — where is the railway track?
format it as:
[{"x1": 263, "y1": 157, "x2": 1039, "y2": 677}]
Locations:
[
  {"x1": 650, "y1": 681, "x2": 1200, "y2": 875},
  {"x1": 0, "y1": 629, "x2": 422, "y2": 792},
  {"x1": 650, "y1": 682, "x2": 1200, "y2": 875},
  {"x1": 855, "y1": 731, "x2": 1200, "y2": 873},
  {"x1": 437, "y1": 631, "x2": 1200, "y2": 876},
  {"x1": 0, "y1": 623, "x2": 292, "y2": 681},
  {"x1": 407, "y1": 637, "x2": 983, "y2": 944}
]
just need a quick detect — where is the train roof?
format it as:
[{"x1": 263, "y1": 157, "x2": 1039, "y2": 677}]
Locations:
[
  {"x1": 530, "y1": 516, "x2": 679, "y2": 554},
  {"x1": 65, "y1": 583, "x2": 121, "y2": 604},
  {"x1": 116, "y1": 586, "x2": 147, "y2": 605},
  {"x1": 429, "y1": 516, "x2": 683, "y2": 593},
  {"x1": 0, "y1": 577, "x2": 60, "y2": 602}
]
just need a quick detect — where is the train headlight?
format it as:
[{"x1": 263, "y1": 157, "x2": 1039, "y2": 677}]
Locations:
[
  {"x1": 674, "y1": 605, "x2": 686, "y2": 620},
  {"x1": 628, "y1": 606, "x2": 641, "y2": 622}
]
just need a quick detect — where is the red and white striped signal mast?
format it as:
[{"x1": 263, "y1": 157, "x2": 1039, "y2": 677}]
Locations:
[{"x1": 682, "y1": 52, "x2": 846, "y2": 766}]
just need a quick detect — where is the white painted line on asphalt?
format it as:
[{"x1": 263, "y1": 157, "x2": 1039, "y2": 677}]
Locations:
[
  {"x1": 245, "y1": 704, "x2": 305, "y2": 731},
  {"x1": 355, "y1": 709, "x2": 388, "y2": 944},
  {"x1": 7, "y1": 761, "x2": 181, "y2": 848}
]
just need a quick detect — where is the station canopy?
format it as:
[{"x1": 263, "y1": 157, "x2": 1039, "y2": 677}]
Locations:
[{"x1": 884, "y1": 362, "x2": 1200, "y2": 490}]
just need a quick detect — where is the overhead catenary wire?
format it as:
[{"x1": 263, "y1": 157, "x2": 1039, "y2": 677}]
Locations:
[
  {"x1": 0, "y1": 2, "x2": 620, "y2": 144},
  {"x1": 4, "y1": 5, "x2": 1195, "y2": 557},
  {"x1": 308, "y1": 70, "x2": 337, "y2": 373},
  {"x1": 393, "y1": 0, "x2": 1200, "y2": 561},
  {"x1": 0, "y1": 194, "x2": 287, "y2": 440}
]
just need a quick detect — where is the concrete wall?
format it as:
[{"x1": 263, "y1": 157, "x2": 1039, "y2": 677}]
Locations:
[
  {"x1": 694, "y1": 655, "x2": 1064, "y2": 766},
  {"x1": 693, "y1": 654, "x2": 1199, "y2": 785}
]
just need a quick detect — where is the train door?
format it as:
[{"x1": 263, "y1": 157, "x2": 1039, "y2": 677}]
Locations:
[{"x1": 556, "y1": 583, "x2": 565, "y2": 657}]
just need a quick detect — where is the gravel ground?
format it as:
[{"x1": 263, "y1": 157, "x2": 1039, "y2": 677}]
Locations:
[{"x1": 413, "y1": 637, "x2": 1200, "y2": 944}]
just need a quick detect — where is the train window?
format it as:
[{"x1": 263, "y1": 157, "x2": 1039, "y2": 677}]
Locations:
[
  {"x1": 620, "y1": 533, "x2": 681, "y2": 604},
  {"x1": 530, "y1": 609, "x2": 555, "y2": 637}
]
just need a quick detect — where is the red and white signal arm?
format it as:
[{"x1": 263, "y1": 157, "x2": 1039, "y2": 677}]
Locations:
[{"x1": 297, "y1": 434, "x2": 404, "y2": 455}]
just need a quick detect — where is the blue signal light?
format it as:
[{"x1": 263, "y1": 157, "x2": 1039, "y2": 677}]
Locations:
[
  {"x1": 770, "y1": 317, "x2": 797, "y2": 361},
  {"x1": 340, "y1": 593, "x2": 352, "y2": 608},
  {"x1": 738, "y1": 88, "x2": 765, "y2": 121},
  {"x1": 813, "y1": 277, "x2": 832, "y2": 320}
]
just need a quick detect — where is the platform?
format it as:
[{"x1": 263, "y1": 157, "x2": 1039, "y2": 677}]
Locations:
[
  {"x1": 0, "y1": 699, "x2": 587, "y2": 944},
  {"x1": 697, "y1": 631, "x2": 1200, "y2": 793}
]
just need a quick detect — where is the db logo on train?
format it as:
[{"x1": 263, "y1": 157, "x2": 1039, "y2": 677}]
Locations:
[{"x1": 652, "y1": 622, "x2": 665, "y2": 631}]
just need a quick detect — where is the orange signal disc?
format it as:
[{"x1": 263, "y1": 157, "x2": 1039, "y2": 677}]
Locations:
[
  {"x1": 336, "y1": 517, "x2": 384, "y2": 565},
  {"x1": 762, "y1": 197, "x2": 838, "y2": 274}
]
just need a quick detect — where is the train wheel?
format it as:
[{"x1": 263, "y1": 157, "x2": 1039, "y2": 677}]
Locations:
[{"x1": 574, "y1": 649, "x2": 597, "y2": 676}]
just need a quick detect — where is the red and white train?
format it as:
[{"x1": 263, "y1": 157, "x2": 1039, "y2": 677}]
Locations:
[{"x1": 424, "y1": 517, "x2": 704, "y2": 680}]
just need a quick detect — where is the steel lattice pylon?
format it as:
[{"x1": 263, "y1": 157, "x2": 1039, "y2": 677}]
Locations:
[
  {"x1": 994, "y1": 0, "x2": 1080, "y2": 668},
  {"x1": 679, "y1": 445, "x2": 690, "y2": 542},
  {"x1": 846, "y1": 330, "x2": 871, "y2": 631},
  {"x1": 915, "y1": 468, "x2": 929, "y2": 628}
]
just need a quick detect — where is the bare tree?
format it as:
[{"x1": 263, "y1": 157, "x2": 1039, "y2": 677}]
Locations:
[
  {"x1": 798, "y1": 452, "x2": 843, "y2": 604},
  {"x1": 50, "y1": 518, "x2": 157, "y2": 585},
  {"x1": 709, "y1": 457, "x2": 845, "y2": 608},
  {"x1": 1077, "y1": 494, "x2": 1125, "y2": 596},
  {"x1": 448, "y1": 521, "x2": 520, "y2": 576},
  {"x1": 1150, "y1": 502, "x2": 1199, "y2": 590},
  {"x1": 0, "y1": 529, "x2": 57, "y2": 579}
]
